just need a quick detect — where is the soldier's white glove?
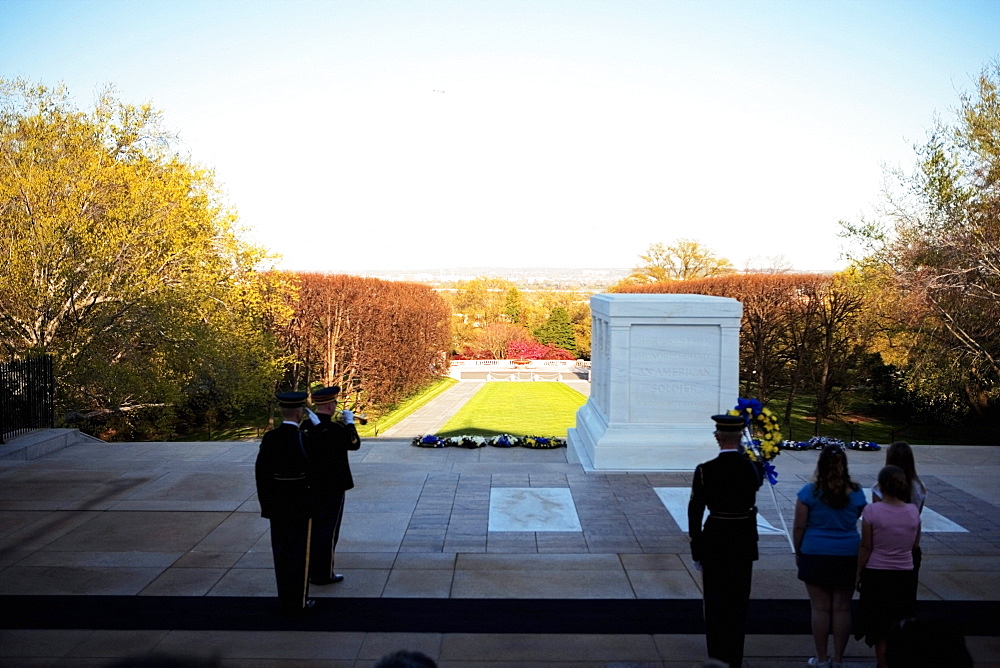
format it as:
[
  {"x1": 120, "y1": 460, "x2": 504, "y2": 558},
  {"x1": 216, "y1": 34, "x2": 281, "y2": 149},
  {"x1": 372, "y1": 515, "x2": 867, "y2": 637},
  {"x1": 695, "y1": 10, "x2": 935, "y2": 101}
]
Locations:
[
  {"x1": 341, "y1": 409, "x2": 355, "y2": 425},
  {"x1": 304, "y1": 407, "x2": 320, "y2": 426}
]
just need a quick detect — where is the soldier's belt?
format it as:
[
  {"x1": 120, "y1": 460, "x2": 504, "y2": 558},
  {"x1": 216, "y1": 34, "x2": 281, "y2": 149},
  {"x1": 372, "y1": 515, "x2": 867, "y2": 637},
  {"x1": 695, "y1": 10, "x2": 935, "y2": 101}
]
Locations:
[
  {"x1": 273, "y1": 474, "x2": 307, "y2": 481},
  {"x1": 708, "y1": 510, "x2": 754, "y2": 520}
]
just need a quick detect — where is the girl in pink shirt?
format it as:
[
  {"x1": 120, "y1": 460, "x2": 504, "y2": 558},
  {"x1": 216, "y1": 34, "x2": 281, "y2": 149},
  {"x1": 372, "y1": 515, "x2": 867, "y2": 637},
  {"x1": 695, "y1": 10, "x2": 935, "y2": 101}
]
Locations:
[
  {"x1": 855, "y1": 465, "x2": 921, "y2": 668},
  {"x1": 872, "y1": 440, "x2": 926, "y2": 599}
]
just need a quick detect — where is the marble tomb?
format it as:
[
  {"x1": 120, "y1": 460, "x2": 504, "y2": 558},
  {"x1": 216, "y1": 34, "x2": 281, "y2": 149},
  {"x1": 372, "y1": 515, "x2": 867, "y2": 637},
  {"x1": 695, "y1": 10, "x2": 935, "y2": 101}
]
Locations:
[{"x1": 568, "y1": 293, "x2": 742, "y2": 470}]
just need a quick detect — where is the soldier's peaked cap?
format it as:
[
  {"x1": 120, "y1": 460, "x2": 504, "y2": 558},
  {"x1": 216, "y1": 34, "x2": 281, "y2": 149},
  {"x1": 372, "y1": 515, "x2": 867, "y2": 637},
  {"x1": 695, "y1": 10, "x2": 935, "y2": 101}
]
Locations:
[
  {"x1": 311, "y1": 386, "x2": 341, "y2": 404},
  {"x1": 275, "y1": 391, "x2": 308, "y2": 408},
  {"x1": 711, "y1": 414, "x2": 745, "y2": 432}
]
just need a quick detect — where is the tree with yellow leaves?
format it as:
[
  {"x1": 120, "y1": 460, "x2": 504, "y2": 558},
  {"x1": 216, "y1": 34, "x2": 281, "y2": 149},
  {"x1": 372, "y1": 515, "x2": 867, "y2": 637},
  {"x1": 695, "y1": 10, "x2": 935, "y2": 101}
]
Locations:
[
  {"x1": 0, "y1": 79, "x2": 287, "y2": 438},
  {"x1": 614, "y1": 239, "x2": 734, "y2": 288},
  {"x1": 841, "y1": 61, "x2": 1000, "y2": 418}
]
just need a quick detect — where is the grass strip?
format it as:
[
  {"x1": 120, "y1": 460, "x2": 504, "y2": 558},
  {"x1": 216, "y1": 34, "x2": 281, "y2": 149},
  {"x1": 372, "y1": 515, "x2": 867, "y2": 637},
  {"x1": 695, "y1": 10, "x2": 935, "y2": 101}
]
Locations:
[
  {"x1": 436, "y1": 382, "x2": 587, "y2": 438},
  {"x1": 357, "y1": 376, "x2": 458, "y2": 437},
  {"x1": 774, "y1": 393, "x2": 907, "y2": 445}
]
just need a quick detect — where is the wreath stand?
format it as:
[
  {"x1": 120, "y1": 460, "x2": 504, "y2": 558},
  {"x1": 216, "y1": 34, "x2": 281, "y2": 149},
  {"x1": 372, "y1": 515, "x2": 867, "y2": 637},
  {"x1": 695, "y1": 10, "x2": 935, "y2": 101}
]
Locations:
[
  {"x1": 743, "y1": 428, "x2": 795, "y2": 553},
  {"x1": 767, "y1": 477, "x2": 795, "y2": 553}
]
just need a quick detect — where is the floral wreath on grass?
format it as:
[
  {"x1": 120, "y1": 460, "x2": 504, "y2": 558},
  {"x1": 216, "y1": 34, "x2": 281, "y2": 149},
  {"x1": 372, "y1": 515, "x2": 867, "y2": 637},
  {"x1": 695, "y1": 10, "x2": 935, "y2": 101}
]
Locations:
[
  {"x1": 412, "y1": 434, "x2": 566, "y2": 449},
  {"x1": 848, "y1": 440, "x2": 881, "y2": 451},
  {"x1": 779, "y1": 436, "x2": 881, "y2": 452},
  {"x1": 729, "y1": 398, "x2": 781, "y2": 485}
]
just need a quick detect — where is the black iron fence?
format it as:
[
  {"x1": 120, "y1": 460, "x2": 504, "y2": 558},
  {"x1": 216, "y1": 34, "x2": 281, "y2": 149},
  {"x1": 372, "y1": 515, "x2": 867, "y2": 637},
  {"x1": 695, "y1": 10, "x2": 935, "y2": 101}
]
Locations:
[{"x1": 1, "y1": 355, "x2": 55, "y2": 444}]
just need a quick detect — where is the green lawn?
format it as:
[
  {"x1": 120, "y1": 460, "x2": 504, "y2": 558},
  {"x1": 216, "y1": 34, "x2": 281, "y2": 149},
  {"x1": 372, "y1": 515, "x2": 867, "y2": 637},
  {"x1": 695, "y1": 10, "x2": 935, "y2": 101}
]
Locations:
[
  {"x1": 437, "y1": 383, "x2": 587, "y2": 438},
  {"x1": 772, "y1": 392, "x2": 989, "y2": 445},
  {"x1": 777, "y1": 394, "x2": 895, "y2": 444}
]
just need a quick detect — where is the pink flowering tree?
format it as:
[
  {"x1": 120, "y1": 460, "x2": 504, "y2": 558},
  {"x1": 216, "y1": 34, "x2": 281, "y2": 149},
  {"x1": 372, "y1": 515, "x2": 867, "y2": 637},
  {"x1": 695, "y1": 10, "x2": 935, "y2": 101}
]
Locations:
[{"x1": 506, "y1": 339, "x2": 574, "y2": 360}]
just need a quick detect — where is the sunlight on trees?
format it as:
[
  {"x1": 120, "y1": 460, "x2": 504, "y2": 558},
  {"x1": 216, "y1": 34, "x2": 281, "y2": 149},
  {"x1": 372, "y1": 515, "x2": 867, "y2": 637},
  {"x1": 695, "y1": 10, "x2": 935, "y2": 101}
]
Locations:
[
  {"x1": 474, "y1": 322, "x2": 529, "y2": 360},
  {"x1": 535, "y1": 307, "x2": 577, "y2": 356},
  {"x1": 618, "y1": 273, "x2": 867, "y2": 436},
  {"x1": 841, "y1": 60, "x2": 1000, "y2": 417},
  {"x1": 615, "y1": 239, "x2": 735, "y2": 288},
  {"x1": 278, "y1": 273, "x2": 451, "y2": 416},
  {"x1": 0, "y1": 79, "x2": 283, "y2": 438},
  {"x1": 445, "y1": 278, "x2": 590, "y2": 359}
]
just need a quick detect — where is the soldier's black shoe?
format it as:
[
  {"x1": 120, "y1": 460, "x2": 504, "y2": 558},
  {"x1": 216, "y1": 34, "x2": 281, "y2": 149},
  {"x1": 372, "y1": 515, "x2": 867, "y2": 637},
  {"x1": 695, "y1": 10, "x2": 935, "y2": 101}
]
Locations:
[{"x1": 311, "y1": 574, "x2": 344, "y2": 585}]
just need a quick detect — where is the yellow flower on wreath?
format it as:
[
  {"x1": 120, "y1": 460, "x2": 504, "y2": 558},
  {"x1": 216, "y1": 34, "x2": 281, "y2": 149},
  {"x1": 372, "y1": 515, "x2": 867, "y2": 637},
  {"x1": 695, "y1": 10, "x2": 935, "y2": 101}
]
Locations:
[{"x1": 728, "y1": 403, "x2": 783, "y2": 462}]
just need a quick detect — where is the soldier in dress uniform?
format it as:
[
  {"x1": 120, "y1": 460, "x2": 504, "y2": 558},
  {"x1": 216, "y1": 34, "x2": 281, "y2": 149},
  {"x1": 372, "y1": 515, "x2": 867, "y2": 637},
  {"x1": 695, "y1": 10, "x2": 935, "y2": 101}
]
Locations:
[
  {"x1": 301, "y1": 385, "x2": 361, "y2": 585},
  {"x1": 688, "y1": 413, "x2": 764, "y2": 668},
  {"x1": 255, "y1": 391, "x2": 315, "y2": 615}
]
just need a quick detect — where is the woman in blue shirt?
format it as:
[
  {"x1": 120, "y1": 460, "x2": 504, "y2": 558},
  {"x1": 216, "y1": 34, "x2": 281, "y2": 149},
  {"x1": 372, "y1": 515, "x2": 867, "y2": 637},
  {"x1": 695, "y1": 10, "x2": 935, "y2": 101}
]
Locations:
[{"x1": 793, "y1": 444, "x2": 867, "y2": 668}]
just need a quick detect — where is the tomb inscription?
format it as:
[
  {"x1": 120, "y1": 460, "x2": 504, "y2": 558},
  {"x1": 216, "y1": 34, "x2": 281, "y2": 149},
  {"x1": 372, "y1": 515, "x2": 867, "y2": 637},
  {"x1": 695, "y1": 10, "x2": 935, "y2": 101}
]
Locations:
[{"x1": 629, "y1": 325, "x2": 719, "y2": 423}]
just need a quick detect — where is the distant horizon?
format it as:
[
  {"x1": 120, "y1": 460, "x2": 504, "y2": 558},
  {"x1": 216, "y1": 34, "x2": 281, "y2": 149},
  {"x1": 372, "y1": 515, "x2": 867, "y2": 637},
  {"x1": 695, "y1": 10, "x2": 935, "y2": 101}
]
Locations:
[{"x1": 278, "y1": 265, "x2": 839, "y2": 275}]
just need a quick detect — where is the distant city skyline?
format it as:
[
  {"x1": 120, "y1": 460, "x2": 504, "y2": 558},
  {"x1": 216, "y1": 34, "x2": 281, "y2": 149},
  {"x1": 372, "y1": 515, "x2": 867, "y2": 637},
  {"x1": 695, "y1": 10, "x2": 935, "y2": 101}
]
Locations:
[
  {"x1": 3, "y1": 0, "x2": 998, "y2": 272},
  {"x1": 358, "y1": 266, "x2": 632, "y2": 289}
]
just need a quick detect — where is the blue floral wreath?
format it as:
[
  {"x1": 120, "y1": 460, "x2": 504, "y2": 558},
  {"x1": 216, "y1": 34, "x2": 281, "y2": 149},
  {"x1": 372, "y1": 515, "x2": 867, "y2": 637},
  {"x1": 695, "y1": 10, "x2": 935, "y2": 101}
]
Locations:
[{"x1": 732, "y1": 398, "x2": 780, "y2": 485}]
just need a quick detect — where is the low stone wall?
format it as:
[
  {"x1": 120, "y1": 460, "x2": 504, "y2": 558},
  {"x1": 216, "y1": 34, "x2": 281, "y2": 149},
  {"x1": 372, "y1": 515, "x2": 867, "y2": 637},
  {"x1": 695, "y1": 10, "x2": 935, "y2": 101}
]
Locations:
[
  {"x1": 454, "y1": 369, "x2": 589, "y2": 381},
  {"x1": 449, "y1": 359, "x2": 591, "y2": 380},
  {"x1": 0, "y1": 428, "x2": 103, "y2": 460}
]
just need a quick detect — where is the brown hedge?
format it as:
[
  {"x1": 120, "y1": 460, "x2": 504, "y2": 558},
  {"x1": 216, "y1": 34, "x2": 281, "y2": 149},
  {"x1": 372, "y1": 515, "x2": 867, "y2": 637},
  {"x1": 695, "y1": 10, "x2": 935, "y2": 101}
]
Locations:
[{"x1": 276, "y1": 272, "x2": 452, "y2": 413}]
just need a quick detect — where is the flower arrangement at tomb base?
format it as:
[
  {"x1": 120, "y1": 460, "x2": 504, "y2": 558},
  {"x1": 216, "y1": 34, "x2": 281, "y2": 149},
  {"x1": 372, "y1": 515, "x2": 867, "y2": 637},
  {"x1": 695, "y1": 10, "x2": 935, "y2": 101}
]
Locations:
[{"x1": 412, "y1": 434, "x2": 566, "y2": 449}]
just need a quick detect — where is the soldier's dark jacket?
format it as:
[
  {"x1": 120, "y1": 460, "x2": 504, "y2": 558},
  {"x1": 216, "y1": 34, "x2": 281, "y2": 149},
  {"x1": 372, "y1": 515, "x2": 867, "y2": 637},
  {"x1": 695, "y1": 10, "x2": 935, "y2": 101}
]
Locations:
[
  {"x1": 255, "y1": 422, "x2": 311, "y2": 519},
  {"x1": 301, "y1": 413, "x2": 361, "y2": 507},
  {"x1": 687, "y1": 451, "x2": 764, "y2": 563}
]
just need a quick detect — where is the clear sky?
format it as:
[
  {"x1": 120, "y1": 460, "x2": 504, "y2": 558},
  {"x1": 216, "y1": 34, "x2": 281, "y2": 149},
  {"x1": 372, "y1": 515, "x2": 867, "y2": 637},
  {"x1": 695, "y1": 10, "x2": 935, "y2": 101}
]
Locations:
[{"x1": 2, "y1": 0, "x2": 998, "y2": 273}]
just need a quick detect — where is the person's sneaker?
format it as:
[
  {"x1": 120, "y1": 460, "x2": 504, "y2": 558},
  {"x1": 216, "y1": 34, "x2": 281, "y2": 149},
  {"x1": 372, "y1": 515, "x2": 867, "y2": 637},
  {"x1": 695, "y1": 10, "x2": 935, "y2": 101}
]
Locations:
[{"x1": 807, "y1": 659, "x2": 831, "y2": 668}]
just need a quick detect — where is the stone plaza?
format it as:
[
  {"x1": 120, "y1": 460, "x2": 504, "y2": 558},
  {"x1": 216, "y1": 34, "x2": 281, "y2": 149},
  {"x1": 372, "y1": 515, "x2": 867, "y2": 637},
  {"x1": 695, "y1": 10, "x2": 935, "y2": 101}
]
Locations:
[{"x1": 1, "y1": 377, "x2": 998, "y2": 666}]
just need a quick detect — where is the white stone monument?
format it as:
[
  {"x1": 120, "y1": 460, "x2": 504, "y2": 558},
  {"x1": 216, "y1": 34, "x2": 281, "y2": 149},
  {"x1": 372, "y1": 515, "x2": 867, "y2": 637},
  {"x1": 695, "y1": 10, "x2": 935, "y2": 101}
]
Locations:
[{"x1": 568, "y1": 293, "x2": 742, "y2": 471}]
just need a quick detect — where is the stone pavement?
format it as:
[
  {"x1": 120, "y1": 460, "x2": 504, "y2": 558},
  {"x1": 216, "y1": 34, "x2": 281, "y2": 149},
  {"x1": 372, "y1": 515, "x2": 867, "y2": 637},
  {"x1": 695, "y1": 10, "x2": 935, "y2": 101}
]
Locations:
[{"x1": 1, "y1": 380, "x2": 998, "y2": 667}]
